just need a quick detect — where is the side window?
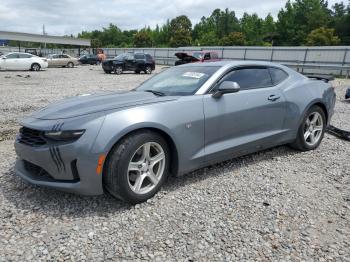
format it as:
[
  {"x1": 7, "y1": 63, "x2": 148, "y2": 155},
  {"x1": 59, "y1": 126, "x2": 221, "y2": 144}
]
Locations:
[
  {"x1": 126, "y1": 54, "x2": 135, "y2": 60},
  {"x1": 6, "y1": 53, "x2": 19, "y2": 59},
  {"x1": 145, "y1": 54, "x2": 152, "y2": 60},
  {"x1": 269, "y1": 68, "x2": 289, "y2": 85},
  {"x1": 220, "y1": 68, "x2": 273, "y2": 90},
  {"x1": 19, "y1": 54, "x2": 32, "y2": 58},
  {"x1": 211, "y1": 52, "x2": 218, "y2": 59},
  {"x1": 60, "y1": 55, "x2": 69, "y2": 58},
  {"x1": 134, "y1": 54, "x2": 145, "y2": 59},
  {"x1": 204, "y1": 53, "x2": 211, "y2": 60}
]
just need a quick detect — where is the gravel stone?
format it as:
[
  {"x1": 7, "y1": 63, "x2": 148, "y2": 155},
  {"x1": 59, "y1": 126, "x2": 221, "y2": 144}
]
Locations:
[{"x1": 0, "y1": 66, "x2": 349, "y2": 261}]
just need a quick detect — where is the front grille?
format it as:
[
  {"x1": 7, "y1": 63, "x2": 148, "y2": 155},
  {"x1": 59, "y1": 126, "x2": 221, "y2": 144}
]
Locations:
[
  {"x1": 23, "y1": 160, "x2": 54, "y2": 181},
  {"x1": 18, "y1": 127, "x2": 46, "y2": 147}
]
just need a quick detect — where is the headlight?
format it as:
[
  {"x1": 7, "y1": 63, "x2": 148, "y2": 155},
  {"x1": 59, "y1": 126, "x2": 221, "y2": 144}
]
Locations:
[{"x1": 44, "y1": 130, "x2": 85, "y2": 141}]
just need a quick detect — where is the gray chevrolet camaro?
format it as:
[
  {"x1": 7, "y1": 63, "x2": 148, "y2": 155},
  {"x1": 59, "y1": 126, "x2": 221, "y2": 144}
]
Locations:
[{"x1": 14, "y1": 61, "x2": 336, "y2": 203}]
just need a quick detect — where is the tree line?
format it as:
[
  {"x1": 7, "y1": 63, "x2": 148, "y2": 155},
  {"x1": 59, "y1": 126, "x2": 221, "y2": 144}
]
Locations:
[{"x1": 78, "y1": 0, "x2": 350, "y2": 48}]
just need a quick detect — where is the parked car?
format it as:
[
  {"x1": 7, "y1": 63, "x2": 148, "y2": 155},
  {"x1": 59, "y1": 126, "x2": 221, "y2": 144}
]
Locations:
[
  {"x1": 175, "y1": 51, "x2": 220, "y2": 66},
  {"x1": 47, "y1": 54, "x2": 79, "y2": 68},
  {"x1": 102, "y1": 53, "x2": 155, "y2": 74},
  {"x1": 14, "y1": 61, "x2": 336, "y2": 204},
  {"x1": 78, "y1": 54, "x2": 99, "y2": 65},
  {"x1": 0, "y1": 52, "x2": 48, "y2": 71},
  {"x1": 346, "y1": 87, "x2": 350, "y2": 99}
]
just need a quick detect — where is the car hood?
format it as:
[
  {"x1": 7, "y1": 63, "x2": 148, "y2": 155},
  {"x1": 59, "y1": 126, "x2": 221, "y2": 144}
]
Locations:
[
  {"x1": 175, "y1": 52, "x2": 200, "y2": 61},
  {"x1": 31, "y1": 91, "x2": 177, "y2": 120}
]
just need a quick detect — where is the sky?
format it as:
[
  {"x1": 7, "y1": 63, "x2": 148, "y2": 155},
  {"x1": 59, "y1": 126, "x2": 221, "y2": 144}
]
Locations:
[{"x1": 0, "y1": 0, "x2": 343, "y2": 36}]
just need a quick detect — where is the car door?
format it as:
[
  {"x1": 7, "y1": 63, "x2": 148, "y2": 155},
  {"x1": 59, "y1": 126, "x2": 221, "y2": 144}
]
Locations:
[
  {"x1": 59, "y1": 55, "x2": 69, "y2": 66},
  {"x1": 203, "y1": 66, "x2": 287, "y2": 162},
  {"x1": 125, "y1": 54, "x2": 136, "y2": 70},
  {"x1": 19, "y1": 53, "x2": 33, "y2": 69},
  {"x1": 3, "y1": 53, "x2": 20, "y2": 70}
]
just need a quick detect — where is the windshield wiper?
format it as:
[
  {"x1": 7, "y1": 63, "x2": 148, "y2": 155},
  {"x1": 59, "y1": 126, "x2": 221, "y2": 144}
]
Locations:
[{"x1": 144, "y1": 90, "x2": 166, "y2": 96}]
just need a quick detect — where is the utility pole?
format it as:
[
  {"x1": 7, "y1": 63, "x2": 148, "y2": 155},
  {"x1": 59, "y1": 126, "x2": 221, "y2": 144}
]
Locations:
[{"x1": 43, "y1": 24, "x2": 47, "y2": 49}]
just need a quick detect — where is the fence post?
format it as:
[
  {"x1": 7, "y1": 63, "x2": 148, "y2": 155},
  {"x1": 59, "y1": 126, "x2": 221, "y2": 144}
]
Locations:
[
  {"x1": 302, "y1": 48, "x2": 309, "y2": 73},
  {"x1": 167, "y1": 49, "x2": 170, "y2": 66},
  {"x1": 243, "y1": 48, "x2": 247, "y2": 60},
  {"x1": 341, "y1": 48, "x2": 348, "y2": 77},
  {"x1": 270, "y1": 48, "x2": 274, "y2": 62},
  {"x1": 221, "y1": 48, "x2": 224, "y2": 59}
]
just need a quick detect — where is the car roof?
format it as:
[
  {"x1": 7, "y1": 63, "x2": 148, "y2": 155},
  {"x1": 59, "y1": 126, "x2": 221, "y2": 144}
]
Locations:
[
  {"x1": 6, "y1": 52, "x2": 33, "y2": 55},
  {"x1": 179, "y1": 60, "x2": 285, "y2": 68}
]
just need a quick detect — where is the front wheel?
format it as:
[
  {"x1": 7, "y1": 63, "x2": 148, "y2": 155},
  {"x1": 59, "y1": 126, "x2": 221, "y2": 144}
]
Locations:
[
  {"x1": 31, "y1": 63, "x2": 41, "y2": 71},
  {"x1": 144, "y1": 65, "x2": 152, "y2": 74},
  {"x1": 290, "y1": 106, "x2": 326, "y2": 151},
  {"x1": 114, "y1": 65, "x2": 123, "y2": 75},
  {"x1": 103, "y1": 131, "x2": 170, "y2": 204},
  {"x1": 67, "y1": 62, "x2": 74, "y2": 68}
]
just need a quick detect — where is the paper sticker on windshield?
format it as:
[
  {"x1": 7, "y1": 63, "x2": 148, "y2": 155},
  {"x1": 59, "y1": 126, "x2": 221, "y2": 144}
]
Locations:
[{"x1": 182, "y1": 72, "x2": 206, "y2": 79}]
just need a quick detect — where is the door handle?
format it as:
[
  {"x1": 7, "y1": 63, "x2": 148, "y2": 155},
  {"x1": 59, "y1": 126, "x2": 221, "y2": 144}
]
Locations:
[{"x1": 268, "y1": 95, "x2": 281, "y2": 101}]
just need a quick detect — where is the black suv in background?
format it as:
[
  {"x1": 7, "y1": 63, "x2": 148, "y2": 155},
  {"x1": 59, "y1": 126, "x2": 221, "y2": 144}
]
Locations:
[
  {"x1": 78, "y1": 54, "x2": 99, "y2": 65},
  {"x1": 102, "y1": 53, "x2": 155, "y2": 74}
]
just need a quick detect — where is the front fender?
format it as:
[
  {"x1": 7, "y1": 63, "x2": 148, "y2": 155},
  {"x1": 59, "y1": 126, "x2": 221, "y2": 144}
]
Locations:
[{"x1": 91, "y1": 96, "x2": 205, "y2": 175}]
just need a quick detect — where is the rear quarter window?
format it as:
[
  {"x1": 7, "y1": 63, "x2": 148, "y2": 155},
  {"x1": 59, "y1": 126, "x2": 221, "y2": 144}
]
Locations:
[
  {"x1": 135, "y1": 54, "x2": 145, "y2": 59},
  {"x1": 269, "y1": 68, "x2": 289, "y2": 85}
]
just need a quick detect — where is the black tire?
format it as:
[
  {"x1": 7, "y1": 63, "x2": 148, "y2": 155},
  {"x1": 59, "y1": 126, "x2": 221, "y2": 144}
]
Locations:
[
  {"x1": 144, "y1": 65, "x2": 152, "y2": 74},
  {"x1": 290, "y1": 105, "x2": 326, "y2": 151},
  {"x1": 104, "y1": 70, "x2": 111, "y2": 74},
  {"x1": 135, "y1": 70, "x2": 141, "y2": 74},
  {"x1": 67, "y1": 62, "x2": 74, "y2": 68},
  {"x1": 114, "y1": 65, "x2": 123, "y2": 75},
  {"x1": 103, "y1": 130, "x2": 170, "y2": 204},
  {"x1": 31, "y1": 63, "x2": 41, "y2": 71}
]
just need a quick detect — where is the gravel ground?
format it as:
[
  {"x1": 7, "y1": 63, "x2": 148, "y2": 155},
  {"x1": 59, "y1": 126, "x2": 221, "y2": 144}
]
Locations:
[{"x1": 0, "y1": 66, "x2": 349, "y2": 261}]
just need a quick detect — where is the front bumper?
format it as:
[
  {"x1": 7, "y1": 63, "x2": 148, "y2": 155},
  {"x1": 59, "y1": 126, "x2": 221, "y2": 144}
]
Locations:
[
  {"x1": 346, "y1": 88, "x2": 350, "y2": 99},
  {"x1": 102, "y1": 63, "x2": 113, "y2": 71},
  {"x1": 14, "y1": 115, "x2": 106, "y2": 195}
]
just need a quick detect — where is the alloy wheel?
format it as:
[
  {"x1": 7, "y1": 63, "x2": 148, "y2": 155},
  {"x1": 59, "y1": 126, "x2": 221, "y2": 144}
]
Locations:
[
  {"x1": 127, "y1": 142, "x2": 165, "y2": 195},
  {"x1": 145, "y1": 66, "x2": 152, "y2": 74},
  {"x1": 32, "y1": 64, "x2": 40, "y2": 71},
  {"x1": 303, "y1": 112, "x2": 324, "y2": 146},
  {"x1": 115, "y1": 66, "x2": 123, "y2": 74}
]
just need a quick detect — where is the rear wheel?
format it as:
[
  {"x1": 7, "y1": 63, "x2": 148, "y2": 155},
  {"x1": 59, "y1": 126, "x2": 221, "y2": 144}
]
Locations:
[
  {"x1": 135, "y1": 70, "x2": 141, "y2": 74},
  {"x1": 67, "y1": 62, "x2": 74, "y2": 68},
  {"x1": 114, "y1": 65, "x2": 123, "y2": 75},
  {"x1": 103, "y1": 131, "x2": 170, "y2": 204},
  {"x1": 31, "y1": 63, "x2": 41, "y2": 71},
  {"x1": 290, "y1": 106, "x2": 326, "y2": 151},
  {"x1": 104, "y1": 70, "x2": 111, "y2": 74}
]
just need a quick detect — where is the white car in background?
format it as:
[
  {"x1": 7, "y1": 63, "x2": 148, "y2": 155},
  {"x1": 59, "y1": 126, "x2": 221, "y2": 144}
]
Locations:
[{"x1": 0, "y1": 52, "x2": 48, "y2": 71}]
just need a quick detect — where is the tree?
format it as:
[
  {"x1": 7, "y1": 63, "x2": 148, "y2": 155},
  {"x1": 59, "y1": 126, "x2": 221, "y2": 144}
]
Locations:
[
  {"x1": 276, "y1": 0, "x2": 332, "y2": 45},
  {"x1": 331, "y1": 2, "x2": 350, "y2": 44},
  {"x1": 198, "y1": 31, "x2": 219, "y2": 46},
  {"x1": 134, "y1": 30, "x2": 153, "y2": 47},
  {"x1": 169, "y1": 15, "x2": 192, "y2": 47},
  {"x1": 262, "y1": 14, "x2": 277, "y2": 45},
  {"x1": 240, "y1": 13, "x2": 264, "y2": 45},
  {"x1": 306, "y1": 27, "x2": 341, "y2": 45},
  {"x1": 220, "y1": 32, "x2": 246, "y2": 46}
]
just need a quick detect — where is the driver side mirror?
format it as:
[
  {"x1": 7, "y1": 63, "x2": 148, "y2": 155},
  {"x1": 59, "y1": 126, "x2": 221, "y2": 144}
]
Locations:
[{"x1": 212, "y1": 81, "x2": 240, "y2": 99}]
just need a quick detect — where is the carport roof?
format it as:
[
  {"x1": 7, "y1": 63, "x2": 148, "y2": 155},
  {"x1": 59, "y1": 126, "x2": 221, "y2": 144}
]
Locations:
[{"x1": 0, "y1": 31, "x2": 90, "y2": 46}]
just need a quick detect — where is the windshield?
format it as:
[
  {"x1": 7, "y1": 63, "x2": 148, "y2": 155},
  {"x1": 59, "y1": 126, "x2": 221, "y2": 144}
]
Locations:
[
  {"x1": 136, "y1": 66, "x2": 220, "y2": 96},
  {"x1": 192, "y1": 52, "x2": 203, "y2": 60},
  {"x1": 114, "y1": 53, "x2": 127, "y2": 60}
]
